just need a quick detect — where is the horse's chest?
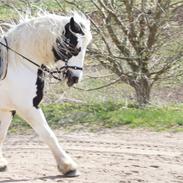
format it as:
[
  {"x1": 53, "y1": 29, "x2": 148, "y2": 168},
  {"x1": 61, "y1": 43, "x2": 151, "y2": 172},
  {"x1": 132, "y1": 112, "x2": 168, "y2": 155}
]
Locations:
[{"x1": 0, "y1": 68, "x2": 45, "y2": 109}]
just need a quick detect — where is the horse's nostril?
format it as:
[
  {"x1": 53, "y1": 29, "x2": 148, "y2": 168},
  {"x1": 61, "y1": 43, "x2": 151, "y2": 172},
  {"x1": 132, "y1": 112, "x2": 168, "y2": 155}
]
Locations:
[
  {"x1": 67, "y1": 76, "x2": 79, "y2": 87},
  {"x1": 72, "y1": 76, "x2": 79, "y2": 83}
]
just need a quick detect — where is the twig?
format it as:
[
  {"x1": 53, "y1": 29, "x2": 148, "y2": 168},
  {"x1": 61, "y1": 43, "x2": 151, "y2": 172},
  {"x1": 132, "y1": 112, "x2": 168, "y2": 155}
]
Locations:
[
  {"x1": 74, "y1": 76, "x2": 122, "y2": 91},
  {"x1": 85, "y1": 74, "x2": 114, "y2": 79},
  {"x1": 89, "y1": 16, "x2": 113, "y2": 55},
  {"x1": 54, "y1": 0, "x2": 65, "y2": 12}
]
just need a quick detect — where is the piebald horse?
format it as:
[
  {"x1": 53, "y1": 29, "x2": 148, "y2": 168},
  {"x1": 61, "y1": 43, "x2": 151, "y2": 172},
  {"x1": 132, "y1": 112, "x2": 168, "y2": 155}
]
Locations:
[{"x1": 0, "y1": 12, "x2": 92, "y2": 177}]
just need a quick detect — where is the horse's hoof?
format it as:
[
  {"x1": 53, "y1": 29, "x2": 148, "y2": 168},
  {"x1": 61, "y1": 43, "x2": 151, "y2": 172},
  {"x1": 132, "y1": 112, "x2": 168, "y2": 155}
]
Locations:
[
  {"x1": 0, "y1": 165, "x2": 7, "y2": 172},
  {"x1": 64, "y1": 170, "x2": 80, "y2": 177},
  {"x1": 0, "y1": 158, "x2": 7, "y2": 171}
]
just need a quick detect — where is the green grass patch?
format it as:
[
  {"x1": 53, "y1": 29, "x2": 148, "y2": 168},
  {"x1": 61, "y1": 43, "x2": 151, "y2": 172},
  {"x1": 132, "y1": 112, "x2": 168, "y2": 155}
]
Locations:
[
  {"x1": 0, "y1": 5, "x2": 16, "y2": 20},
  {"x1": 10, "y1": 102, "x2": 183, "y2": 132},
  {"x1": 0, "y1": 0, "x2": 60, "y2": 20},
  {"x1": 0, "y1": 0, "x2": 93, "y2": 21}
]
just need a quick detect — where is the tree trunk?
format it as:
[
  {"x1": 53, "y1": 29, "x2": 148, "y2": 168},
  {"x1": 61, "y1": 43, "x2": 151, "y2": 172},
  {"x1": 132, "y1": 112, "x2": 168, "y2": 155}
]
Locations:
[{"x1": 133, "y1": 78, "x2": 151, "y2": 107}]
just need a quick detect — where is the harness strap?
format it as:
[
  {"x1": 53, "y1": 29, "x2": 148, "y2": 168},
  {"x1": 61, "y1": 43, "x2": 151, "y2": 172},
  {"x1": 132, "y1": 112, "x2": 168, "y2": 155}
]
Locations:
[{"x1": 60, "y1": 65, "x2": 83, "y2": 71}]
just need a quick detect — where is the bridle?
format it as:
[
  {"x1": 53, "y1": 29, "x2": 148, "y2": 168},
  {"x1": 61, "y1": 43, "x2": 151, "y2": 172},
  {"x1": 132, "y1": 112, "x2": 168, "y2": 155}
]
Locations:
[{"x1": 0, "y1": 37, "x2": 83, "y2": 81}]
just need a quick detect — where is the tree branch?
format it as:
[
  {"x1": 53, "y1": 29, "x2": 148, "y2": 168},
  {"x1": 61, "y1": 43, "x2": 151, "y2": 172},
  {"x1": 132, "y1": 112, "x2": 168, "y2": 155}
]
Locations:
[{"x1": 74, "y1": 74, "x2": 127, "y2": 91}]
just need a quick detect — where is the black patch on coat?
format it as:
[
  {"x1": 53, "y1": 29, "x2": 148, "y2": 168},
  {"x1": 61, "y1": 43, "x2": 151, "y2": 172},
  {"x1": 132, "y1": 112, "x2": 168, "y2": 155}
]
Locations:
[
  {"x1": 52, "y1": 17, "x2": 83, "y2": 62},
  {"x1": 11, "y1": 110, "x2": 16, "y2": 117},
  {"x1": 33, "y1": 69, "x2": 44, "y2": 109}
]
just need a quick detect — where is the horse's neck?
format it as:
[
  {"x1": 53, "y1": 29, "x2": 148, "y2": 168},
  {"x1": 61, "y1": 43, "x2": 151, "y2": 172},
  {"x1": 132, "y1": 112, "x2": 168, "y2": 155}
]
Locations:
[{"x1": 6, "y1": 18, "x2": 60, "y2": 67}]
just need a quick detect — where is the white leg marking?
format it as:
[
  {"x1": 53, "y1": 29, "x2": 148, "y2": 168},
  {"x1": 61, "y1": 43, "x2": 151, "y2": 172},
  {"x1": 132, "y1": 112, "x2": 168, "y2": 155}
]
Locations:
[
  {"x1": 17, "y1": 107, "x2": 77, "y2": 174},
  {"x1": 0, "y1": 111, "x2": 13, "y2": 170}
]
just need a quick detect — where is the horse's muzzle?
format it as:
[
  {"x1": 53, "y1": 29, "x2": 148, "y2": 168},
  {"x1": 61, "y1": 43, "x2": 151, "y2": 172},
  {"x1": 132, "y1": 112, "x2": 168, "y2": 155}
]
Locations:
[{"x1": 65, "y1": 70, "x2": 79, "y2": 87}]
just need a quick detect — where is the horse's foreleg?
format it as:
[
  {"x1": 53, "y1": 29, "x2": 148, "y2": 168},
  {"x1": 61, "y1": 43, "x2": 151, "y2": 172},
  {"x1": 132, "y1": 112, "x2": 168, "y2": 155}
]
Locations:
[
  {"x1": 0, "y1": 111, "x2": 13, "y2": 171},
  {"x1": 17, "y1": 107, "x2": 79, "y2": 177}
]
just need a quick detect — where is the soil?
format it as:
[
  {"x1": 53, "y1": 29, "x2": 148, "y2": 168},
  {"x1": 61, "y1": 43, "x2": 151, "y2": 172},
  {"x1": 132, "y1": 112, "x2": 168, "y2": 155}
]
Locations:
[{"x1": 0, "y1": 128, "x2": 183, "y2": 183}]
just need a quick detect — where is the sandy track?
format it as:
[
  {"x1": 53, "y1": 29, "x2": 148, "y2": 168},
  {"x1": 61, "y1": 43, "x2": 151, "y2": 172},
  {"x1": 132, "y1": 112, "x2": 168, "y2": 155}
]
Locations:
[{"x1": 0, "y1": 128, "x2": 183, "y2": 183}]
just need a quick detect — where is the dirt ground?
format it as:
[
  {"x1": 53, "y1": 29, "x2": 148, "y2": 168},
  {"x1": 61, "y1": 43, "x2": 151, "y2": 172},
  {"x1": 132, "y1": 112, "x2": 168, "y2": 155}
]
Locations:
[{"x1": 0, "y1": 128, "x2": 183, "y2": 183}]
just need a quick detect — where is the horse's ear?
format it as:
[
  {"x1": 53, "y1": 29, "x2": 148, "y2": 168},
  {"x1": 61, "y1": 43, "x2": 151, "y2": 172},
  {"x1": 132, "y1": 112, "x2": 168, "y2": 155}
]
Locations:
[
  {"x1": 70, "y1": 17, "x2": 84, "y2": 35},
  {"x1": 70, "y1": 17, "x2": 75, "y2": 29}
]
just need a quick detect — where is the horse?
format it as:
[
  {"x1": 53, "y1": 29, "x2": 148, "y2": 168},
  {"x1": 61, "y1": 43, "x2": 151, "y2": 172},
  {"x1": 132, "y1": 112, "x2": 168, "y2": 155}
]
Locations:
[{"x1": 0, "y1": 12, "x2": 92, "y2": 177}]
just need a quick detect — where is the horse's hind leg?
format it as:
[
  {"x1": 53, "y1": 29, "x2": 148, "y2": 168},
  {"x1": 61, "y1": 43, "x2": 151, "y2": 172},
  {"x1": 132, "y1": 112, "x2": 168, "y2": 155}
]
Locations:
[
  {"x1": 0, "y1": 111, "x2": 13, "y2": 171},
  {"x1": 17, "y1": 107, "x2": 79, "y2": 177}
]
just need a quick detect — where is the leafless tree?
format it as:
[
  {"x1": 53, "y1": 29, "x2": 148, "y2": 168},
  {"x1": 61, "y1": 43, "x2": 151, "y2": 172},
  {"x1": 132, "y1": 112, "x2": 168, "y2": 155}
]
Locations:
[{"x1": 60, "y1": 0, "x2": 183, "y2": 106}]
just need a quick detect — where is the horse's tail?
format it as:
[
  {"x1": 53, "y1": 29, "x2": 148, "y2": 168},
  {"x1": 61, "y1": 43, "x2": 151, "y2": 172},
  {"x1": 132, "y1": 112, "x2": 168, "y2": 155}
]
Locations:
[{"x1": 0, "y1": 37, "x2": 8, "y2": 80}]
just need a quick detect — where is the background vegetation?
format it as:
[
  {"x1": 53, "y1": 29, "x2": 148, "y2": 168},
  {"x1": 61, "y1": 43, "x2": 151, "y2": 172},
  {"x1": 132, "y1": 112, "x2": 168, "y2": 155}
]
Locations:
[{"x1": 0, "y1": 0, "x2": 183, "y2": 132}]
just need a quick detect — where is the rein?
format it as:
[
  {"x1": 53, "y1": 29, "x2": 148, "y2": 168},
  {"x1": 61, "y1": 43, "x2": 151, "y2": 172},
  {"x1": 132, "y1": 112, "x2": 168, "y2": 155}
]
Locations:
[{"x1": 0, "y1": 37, "x2": 83, "y2": 81}]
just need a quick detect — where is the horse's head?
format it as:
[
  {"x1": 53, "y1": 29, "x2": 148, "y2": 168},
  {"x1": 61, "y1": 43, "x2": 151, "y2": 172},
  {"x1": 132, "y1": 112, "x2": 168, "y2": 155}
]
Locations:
[{"x1": 53, "y1": 15, "x2": 92, "y2": 87}]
